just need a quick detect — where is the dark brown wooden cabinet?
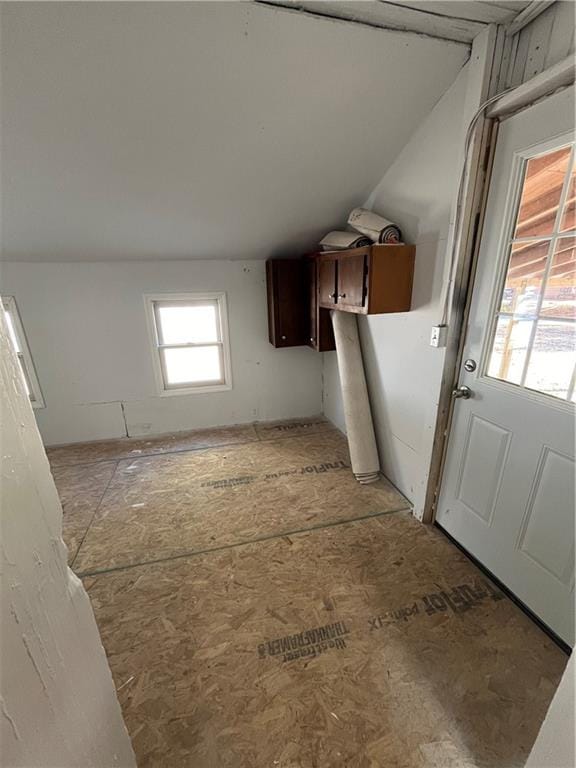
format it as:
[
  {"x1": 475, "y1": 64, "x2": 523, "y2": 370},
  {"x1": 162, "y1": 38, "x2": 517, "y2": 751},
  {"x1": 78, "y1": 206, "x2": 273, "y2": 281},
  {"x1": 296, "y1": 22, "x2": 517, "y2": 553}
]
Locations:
[
  {"x1": 318, "y1": 257, "x2": 337, "y2": 307},
  {"x1": 318, "y1": 244, "x2": 415, "y2": 315},
  {"x1": 306, "y1": 256, "x2": 335, "y2": 352},
  {"x1": 336, "y1": 248, "x2": 369, "y2": 310},
  {"x1": 266, "y1": 259, "x2": 307, "y2": 348},
  {"x1": 266, "y1": 244, "x2": 415, "y2": 349}
]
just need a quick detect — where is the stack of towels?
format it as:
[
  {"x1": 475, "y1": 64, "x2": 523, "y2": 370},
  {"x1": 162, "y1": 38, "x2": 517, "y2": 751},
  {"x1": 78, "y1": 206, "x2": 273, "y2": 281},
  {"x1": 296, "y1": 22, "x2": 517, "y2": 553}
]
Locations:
[{"x1": 320, "y1": 207, "x2": 402, "y2": 251}]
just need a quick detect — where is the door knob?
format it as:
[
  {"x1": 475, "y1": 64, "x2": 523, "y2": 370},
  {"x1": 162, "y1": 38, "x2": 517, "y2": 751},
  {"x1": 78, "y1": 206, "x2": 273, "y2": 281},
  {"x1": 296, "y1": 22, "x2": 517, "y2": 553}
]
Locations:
[{"x1": 452, "y1": 385, "x2": 472, "y2": 399}]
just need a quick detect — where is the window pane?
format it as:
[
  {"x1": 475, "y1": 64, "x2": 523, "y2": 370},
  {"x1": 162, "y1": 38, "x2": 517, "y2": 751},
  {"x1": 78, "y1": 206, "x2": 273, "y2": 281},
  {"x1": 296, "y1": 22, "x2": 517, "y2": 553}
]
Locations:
[
  {"x1": 514, "y1": 147, "x2": 571, "y2": 239},
  {"x1": 524, "y1": 321, "x2": 576, "y2": 400},
  {"x1": 499, "y1": 240, "x2": 549, "y2": 315},
  {"x1": 18, "y1": 354, "x2": 32, "y2": 398},
  {"x1": 4, "y1": 309, "x2": 22, "y2": 353},
  {"x1": 162, "y1": 345, "x2": 222, "y2": 385},
  {"x1": 487, "y1": 315, "x2": 533, "y2": 385},
  {"x1": 157, "y1": 303, "x2": 219, "y2": 344},
  {"x1": 560, "y1": 167, "x2": 575, "y2": 233},
  {"x1": 541, "y1": 237, "x2": 576, "y2": 320}
]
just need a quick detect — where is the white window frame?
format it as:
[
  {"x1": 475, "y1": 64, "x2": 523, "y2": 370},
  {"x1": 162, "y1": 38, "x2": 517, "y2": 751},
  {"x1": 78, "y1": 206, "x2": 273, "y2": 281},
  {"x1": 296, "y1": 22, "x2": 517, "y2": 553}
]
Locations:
[
  {"x1": 144, "y1": 292, "x2": 232, "y2": 396},
  {"x1": 479, "y1": 133, "x2": 576, "y2": 409},
  {"x1": 2, "y1": 296, "x2": 45, "y2": 408}
]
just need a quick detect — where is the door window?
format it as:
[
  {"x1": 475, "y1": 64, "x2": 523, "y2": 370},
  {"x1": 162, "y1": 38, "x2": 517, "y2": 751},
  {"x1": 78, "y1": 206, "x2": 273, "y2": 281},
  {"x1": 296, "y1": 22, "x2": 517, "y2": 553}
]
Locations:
[{"x1": 485, "y1": 143, "x2": 576, "y2": 402}]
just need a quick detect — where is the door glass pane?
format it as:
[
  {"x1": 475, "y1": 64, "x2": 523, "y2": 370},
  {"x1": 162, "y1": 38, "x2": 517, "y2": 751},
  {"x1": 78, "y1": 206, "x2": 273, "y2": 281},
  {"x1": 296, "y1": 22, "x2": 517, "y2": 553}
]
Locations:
[
  {"x1": 499, "y1": 240, "x2": 549, "y2": 315},
  {"x1": 157, "y1": 303, "x2": 219, "y2": 345},
  {"x1": 514, "y1": 147, "x2": 571, "y2": 238},
  {"x1": 485, "y1": 143, "x2": 576, "y2": 402},
  {"x1": 487, "y1": 315, "x2": 532, "y2": 385},
  {"x1": 560, "y1": 167, "x2": 575, "y2": 232},
  {"x1": 524, "y1": 321, "x2": 576, "y2": 399},
  {"x1": 163, "y1": 345, "x2": 222, "y2": 385},
  {"x1": 4, "y1": 308, "x2": 22, "y2": 353},
  {"x1": 541, "y1": 237, "x2": 576, "y2": 320}
]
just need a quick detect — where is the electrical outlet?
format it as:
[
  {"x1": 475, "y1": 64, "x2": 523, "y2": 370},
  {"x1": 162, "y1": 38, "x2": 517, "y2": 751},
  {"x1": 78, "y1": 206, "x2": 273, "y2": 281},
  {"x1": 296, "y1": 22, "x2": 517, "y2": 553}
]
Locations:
[{"x1": 430, "y1": 325, "x2": 448, "y2": 348}]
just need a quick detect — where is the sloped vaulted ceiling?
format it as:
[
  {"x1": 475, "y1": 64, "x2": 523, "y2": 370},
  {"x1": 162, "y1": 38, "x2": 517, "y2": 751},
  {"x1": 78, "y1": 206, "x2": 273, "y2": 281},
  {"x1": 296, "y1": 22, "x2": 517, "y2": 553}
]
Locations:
[{"x1": 0, "y1": 2, "x2": 468, "y2": 262}]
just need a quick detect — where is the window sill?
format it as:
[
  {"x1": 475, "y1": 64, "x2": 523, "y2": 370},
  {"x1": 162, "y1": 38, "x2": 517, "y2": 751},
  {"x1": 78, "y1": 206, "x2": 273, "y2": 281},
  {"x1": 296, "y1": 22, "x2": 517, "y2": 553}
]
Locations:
[{"x1": 158, "y1": 382, "x2": 232, "y2": 397}]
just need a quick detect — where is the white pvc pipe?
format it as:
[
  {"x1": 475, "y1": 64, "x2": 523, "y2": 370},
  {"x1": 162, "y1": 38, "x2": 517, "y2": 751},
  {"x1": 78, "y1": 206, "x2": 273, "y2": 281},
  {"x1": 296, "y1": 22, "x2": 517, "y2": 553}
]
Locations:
[{"x1": 331, "y1": 310, "x2": 380, "y2": 484}]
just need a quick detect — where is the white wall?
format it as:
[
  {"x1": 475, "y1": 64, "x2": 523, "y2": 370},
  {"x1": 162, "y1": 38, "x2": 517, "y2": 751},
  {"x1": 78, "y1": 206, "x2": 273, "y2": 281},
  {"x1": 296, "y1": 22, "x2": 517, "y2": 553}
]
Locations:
[
  {"x1": 0, "y1": 260, "x2": 323, "y2": 445},
  {"x1": 0, "y1": 2, "x2": 467, "y2": 263},
  {"x1": 323, "y1": 65, "x2": 469, "y2": 517},
  {"x1": 0, "y1": 313, "x2": 135, "y2": 767},
  {"x1": 526, "y1": 652, "x2": 575, "y2": 768}
]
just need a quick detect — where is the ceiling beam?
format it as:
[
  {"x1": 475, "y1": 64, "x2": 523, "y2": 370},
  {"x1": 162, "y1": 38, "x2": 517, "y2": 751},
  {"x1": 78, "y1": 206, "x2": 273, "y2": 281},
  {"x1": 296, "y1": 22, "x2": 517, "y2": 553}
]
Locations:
[
  {"x1": 505, "y1": 0, "x2": 556, "y2": 36},
  {"x1": 386, "y1": 1, "x2": 519, "y2": 24},
  {"x1": 254, "y1": 1, "x2": 475, "y2": 44}
]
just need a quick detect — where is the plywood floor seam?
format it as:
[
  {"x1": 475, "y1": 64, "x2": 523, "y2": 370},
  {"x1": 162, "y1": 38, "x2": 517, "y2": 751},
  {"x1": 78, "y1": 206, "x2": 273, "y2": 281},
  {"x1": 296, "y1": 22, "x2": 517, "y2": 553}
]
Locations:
[
  {"x1": 48, "y1": 418, "x2": 567, "y2": 767},
  {"x1": 46, "y1": 416, "x2": 333, "y2": 468},
  {"x1": 66, "y1": 428, "x2": 409, "y2": 574},
  {"x1": 69, "y1": 459, "x2": 120, "y2": 569},
  {"x1": 75, "y1": 503, "x2": 412, "y2": 579}
]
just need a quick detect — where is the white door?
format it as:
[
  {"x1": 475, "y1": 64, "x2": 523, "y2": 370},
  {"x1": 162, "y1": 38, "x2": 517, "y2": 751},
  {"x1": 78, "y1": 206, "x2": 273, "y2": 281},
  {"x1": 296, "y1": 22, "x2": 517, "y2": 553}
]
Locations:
[{"x1": 436, "y1": 87, "x2": 575, "y2": 647}]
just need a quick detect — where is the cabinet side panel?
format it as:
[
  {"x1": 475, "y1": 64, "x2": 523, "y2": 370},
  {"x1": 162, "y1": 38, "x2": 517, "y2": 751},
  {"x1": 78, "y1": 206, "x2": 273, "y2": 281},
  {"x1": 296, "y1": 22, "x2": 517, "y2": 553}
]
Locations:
[
  {"x1": 266, "y1": 260, "x2": 278, "y2": 346},
  {"x1": 369, "y1": 246, "x2": 415, "y2": 313}
]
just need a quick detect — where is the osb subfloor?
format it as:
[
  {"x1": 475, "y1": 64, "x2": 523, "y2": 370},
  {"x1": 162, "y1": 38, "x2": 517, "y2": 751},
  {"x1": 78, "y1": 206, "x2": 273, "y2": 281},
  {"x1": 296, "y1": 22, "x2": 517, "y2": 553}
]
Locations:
[{"x1": 49, "y1": 417, "x2": 567, "y2": 768}]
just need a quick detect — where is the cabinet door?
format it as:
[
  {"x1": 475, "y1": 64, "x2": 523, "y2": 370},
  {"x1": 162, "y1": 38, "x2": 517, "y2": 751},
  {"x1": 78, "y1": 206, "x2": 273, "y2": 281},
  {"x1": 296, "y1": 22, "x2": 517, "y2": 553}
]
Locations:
[
  {"x1": 316, "y1": 308, "x2": 336, "y2": 351},
  {"x1": 266, "y1": 259, "x2": 307, "y2": 347},
  {"x1": 337, "y1": 251, "x2": 367, "y2": 310},
  {"x1": 306, "y1": 256, "x2": 336, "y2": 351},
  {"x1": 306, "y1": 257, "x2": 318, "y2": 347},
  {"x1": 318, "y1": 258, "x2": 337, "y2": 306}
]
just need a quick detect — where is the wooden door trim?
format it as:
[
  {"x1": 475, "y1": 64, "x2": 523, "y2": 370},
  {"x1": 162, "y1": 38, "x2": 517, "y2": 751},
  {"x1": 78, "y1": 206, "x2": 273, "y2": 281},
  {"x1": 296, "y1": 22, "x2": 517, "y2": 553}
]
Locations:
[
  {"x1": 426, "y1": 34, "x2": 576, "y2": 525},
  {"x1": 423, "y1": 25, "x2": 506, "y2": 524},
  {"x1": 487, "y1": 54, "x2": 575, "y2": 119}
]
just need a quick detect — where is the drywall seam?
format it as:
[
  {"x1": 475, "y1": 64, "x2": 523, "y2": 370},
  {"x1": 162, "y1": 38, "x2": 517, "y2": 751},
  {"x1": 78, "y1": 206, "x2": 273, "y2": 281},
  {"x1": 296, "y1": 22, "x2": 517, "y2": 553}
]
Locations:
[
  {"x1": 120, "y1": 402, "x2": 129, "y2": 437},
  {"x1": 1, "y1": 260, "x2": 323, "y2": 445}
]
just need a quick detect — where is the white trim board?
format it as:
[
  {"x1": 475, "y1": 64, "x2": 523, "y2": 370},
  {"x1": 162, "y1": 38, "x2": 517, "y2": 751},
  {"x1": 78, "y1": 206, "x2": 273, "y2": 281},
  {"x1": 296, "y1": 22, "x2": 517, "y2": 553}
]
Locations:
[
  {"x1": 488, "y1": 55, "x2": 575, "y2": 118},
  {"x1": 505, "y1": 0, "x2": 556, "y2": 37}
]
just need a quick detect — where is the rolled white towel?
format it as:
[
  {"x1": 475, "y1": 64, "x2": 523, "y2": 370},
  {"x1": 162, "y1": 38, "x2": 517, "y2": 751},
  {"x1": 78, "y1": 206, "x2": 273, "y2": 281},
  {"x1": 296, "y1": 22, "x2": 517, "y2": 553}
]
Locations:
[
  {"x1": 348, "y1": 207, "x2": 401, "y2": 244},
  {"x1": 319, "y1": 231, "x2": 372, "y2": 251}
]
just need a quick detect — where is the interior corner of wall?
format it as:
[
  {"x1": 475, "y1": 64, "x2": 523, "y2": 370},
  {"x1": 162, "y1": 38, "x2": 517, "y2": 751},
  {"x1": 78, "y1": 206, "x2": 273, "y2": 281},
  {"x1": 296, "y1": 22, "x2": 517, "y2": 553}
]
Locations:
[{"x1": 411, "y1": 502, "x2": 425, "y2": 522}]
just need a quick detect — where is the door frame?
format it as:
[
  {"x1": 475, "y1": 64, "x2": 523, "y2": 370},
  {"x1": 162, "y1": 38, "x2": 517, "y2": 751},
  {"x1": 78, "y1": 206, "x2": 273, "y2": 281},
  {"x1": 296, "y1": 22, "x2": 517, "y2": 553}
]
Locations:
[{"x1": 423, "y1": 50, "x2": 576, "y2": 524}]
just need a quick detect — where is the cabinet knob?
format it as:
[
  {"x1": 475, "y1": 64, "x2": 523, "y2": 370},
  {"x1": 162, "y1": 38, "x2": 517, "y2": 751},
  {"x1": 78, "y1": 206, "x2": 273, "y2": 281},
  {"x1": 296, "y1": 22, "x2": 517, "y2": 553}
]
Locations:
[
  {"x1": 330, "y1": 292, "x2": 337, "y2": 299},
  {"x1": 281, "y1": 335, "x2": 286, "y2": 340},
  {"x1": 310, "y1": 337, "x2": 315, "y2": 342},
  {"x1": 338, "y1": 293, "x2": 347, "y2": 299}
]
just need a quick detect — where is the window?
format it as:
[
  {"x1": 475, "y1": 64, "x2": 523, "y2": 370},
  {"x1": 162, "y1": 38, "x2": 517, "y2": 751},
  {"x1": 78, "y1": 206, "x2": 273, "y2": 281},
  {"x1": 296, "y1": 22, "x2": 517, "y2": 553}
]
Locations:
[
  {"x1": 145, "y1": 293, "x2": 232, "y2": 395},
  {"x1": 2, "y1": 296, "x2": 45, "y2": 408},
  {"x1": 485, "y1": 142, "x2": 576, "y2": 402}
]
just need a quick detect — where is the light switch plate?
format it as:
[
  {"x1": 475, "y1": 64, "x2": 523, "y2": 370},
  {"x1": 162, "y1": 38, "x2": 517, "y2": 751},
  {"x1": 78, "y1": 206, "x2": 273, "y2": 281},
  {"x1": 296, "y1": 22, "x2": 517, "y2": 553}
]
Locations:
[{"x1": 430, "y1": 324, "x2": 448, "y2": 348}]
